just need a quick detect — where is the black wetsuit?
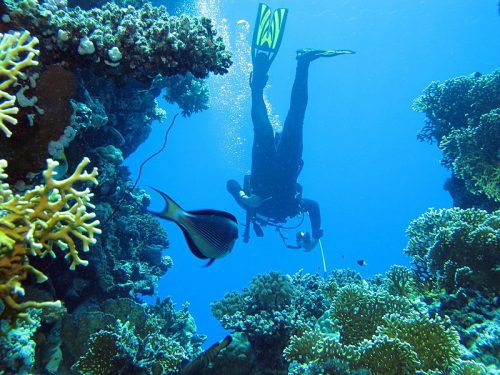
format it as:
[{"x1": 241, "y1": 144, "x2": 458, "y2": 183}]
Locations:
[{"x1": 228, "y1": 53, "x2": 322, "y2": 240}]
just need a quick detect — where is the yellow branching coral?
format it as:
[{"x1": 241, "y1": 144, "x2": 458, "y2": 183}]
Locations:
[
  {"x1": 0, "y1": 30, "x2": 40, "y2": 137},
  {"x1": 0, "y1": 157, "x2": 100, "y2": 321}
]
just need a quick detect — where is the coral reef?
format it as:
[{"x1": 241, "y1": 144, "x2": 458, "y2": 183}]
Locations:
[
  {"x1": 0, "y1": 157, "x2": 100, "y2": 321},
  {"x1": 404, "y1": 207, "x2": 499, "y2": 294},
  {"x1": 211, "y1": 271, "x2": 329, "y2": 373},
  {"x1": 5, "y1": 0, "x2": 232, "y2": 83},
  {"x1": 0, "y1": 2, "x2": 228, "y2": 373},
  {"x1": 413, "y1": 70, "x2": 500, "y2": 208},
  {"x1": 0, "y1": 309, "x2": 41, "y2": 374},
  {"x1": 0, "y1": 30, "x2": 39, "y2": 137},
  {"x1": 60, "y1": 297, "x2": 204, "y2": 373},
  {"x1": 210, "y1": 269, "x2": 484, "y2": 375},
  {"x1": 163, "y1": 73, "x2": 210, "y2": 116},
  {"x1": 404, "y1": 207, "x2": 499, "y2": 372}
]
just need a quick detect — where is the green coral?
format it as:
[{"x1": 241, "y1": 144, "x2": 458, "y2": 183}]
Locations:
[
  {"x1": 356, "y1": 335, "x2": 420, "y2": 375},
  {"x1": 163, "y1": 73, "x2": 210, "y2": 116},
  {"x1": 210, "y1": 270, "x2": 491, "y2": 374},
  {"x1": 404, "y1": 207, "x2": 500, "y2": 293},
  {"x1": 0, "y1": 309, "x2": 40, "y2": 374},
  {"x1": 211, "y1": 271, "x2": 329, "y2": 373},
  {"x1": 72, "y1": 320, "x2": 140, "y2": 374},
  {"x1": 285, "y1": 312, "x2": 465, "y2": 375},
  {"x1": 330, "y1": 284, "x2": 414, "y2": 345},
  {"x1": 72, "y1": 318, "x2": 187, "y2": 374},
  {"x1": 413, "y1": 70, "x2": 500, "y2": 203},
  {"x1": 440, "y1": 108, "x2": 500, "y2": 201},
  {"x1": 379, "y1": 313, "x2": 461, "y2": 372},
  {"x1": 385, "y1": 264, "x2": 418, "y2": 297}
]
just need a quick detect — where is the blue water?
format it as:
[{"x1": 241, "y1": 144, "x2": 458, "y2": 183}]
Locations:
[{"x1": 125, "y1": 0, "x2": 500, "y2": 345}]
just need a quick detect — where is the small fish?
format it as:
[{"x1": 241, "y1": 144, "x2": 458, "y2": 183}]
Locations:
[
  {"x1": 357, "y1": 259, "x2": 368, "y2": 267},
  {"x1": 52, "y1": 150, "x2": 68, "y2": 179},
  {"x1": 149, "y1": 188, "x2": 238, "y2": 266},
  {"x1": 180, "y1": 334, "x2": 233, "y2": 374}
]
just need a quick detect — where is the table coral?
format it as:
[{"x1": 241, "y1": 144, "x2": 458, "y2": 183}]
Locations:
[
  {"x1": 6, "y1": 0, "x2": 232, "y2": 83},
  {"x1": 0, "y1": 157, "x2": 100, "y2": 321},
  {"x1": 0, "y1": 30, "x2": 39, "y2": 137}
]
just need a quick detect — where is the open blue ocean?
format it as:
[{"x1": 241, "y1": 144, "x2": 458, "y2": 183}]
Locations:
[
  {"x1": 126, "y1": 0, "x2": 499, "y2": 344},
  {"x1": 1, "y1": 0, "x2": 498, "y2": 373}
]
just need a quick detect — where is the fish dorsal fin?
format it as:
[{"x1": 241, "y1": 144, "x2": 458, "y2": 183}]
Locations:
[
  {"x1": 178, "y1": 225, "x2": 209, "y2": 260},
  {"x1": 188, "y1": 209, "x2": 238, "y2": 223}
]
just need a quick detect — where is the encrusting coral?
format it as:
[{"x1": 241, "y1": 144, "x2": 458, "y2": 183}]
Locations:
[
  {"x1": 0, "y1": 30, "x2": 39, "y2": 137},
  {"x1": 0, "y1": 157, "x2": 100, "y2": 321}
]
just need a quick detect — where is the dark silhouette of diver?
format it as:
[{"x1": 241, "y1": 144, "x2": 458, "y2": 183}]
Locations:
[{"x1": 227, "y1": 4, "x2": 354, "y2": 250}]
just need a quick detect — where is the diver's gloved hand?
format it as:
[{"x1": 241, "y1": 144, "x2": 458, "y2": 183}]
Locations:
[
  {"x1": 239, "y1": 191, "x2": 269, "y2": 209},
  {"x1": 296, "y1": 231, "x2": 316, "y2": 252},
  {"x1": 302, "y1": 236, "x2": 319, "y2": 252}
]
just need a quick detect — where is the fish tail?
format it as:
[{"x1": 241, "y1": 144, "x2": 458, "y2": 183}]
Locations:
[
  {"x1": 219, "y1": 334, "x2": 233, "y2": 350},
  {"x1": 148, "y1": 187, "x2": 185, "y2": 221}
]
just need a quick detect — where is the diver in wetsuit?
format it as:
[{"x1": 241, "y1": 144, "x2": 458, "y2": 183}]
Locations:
[{"x1": 227, "y1": 4, "x2": 354, "y2": 250}]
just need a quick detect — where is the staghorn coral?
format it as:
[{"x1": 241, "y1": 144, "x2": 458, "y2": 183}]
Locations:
[
  {"x1": 6, "y1": 0, "x2": 232, "y2": 83},
  {"x1": 0, "y1": 30, "x2": 39, "y2": 137},
  {"x1": 404, "y1": 207, "x2": 500, "y2": 294},
  {"x1": 413, "y1": 70, "x2": 500, "y2": 207},
  {"x1": 0, "y1": 157, "x2": 100, "y2": 321}
]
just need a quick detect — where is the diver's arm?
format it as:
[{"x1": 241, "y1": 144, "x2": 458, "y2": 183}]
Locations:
[
  {"x1": 227, "y1": 179, "x2": 269, "y2": 209},
  {"x1": 239, "y1": 191, "x2": 270, "y2": 208},
  {"x1": 301, "y1": 198, "x2": 323, "y2": 251}
]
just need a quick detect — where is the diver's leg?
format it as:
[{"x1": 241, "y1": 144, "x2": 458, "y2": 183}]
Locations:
[
  {"x1": 250, "y1": 54, "x2": 276, "y2": 195},
  {"x1": 277, "y1": 57, "x2": 311, "y2": 185}
]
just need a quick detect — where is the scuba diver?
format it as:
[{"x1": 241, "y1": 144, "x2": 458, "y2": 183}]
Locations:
[{"x1": 227, "y1": 3, "x2": 354, "y2": 250}]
